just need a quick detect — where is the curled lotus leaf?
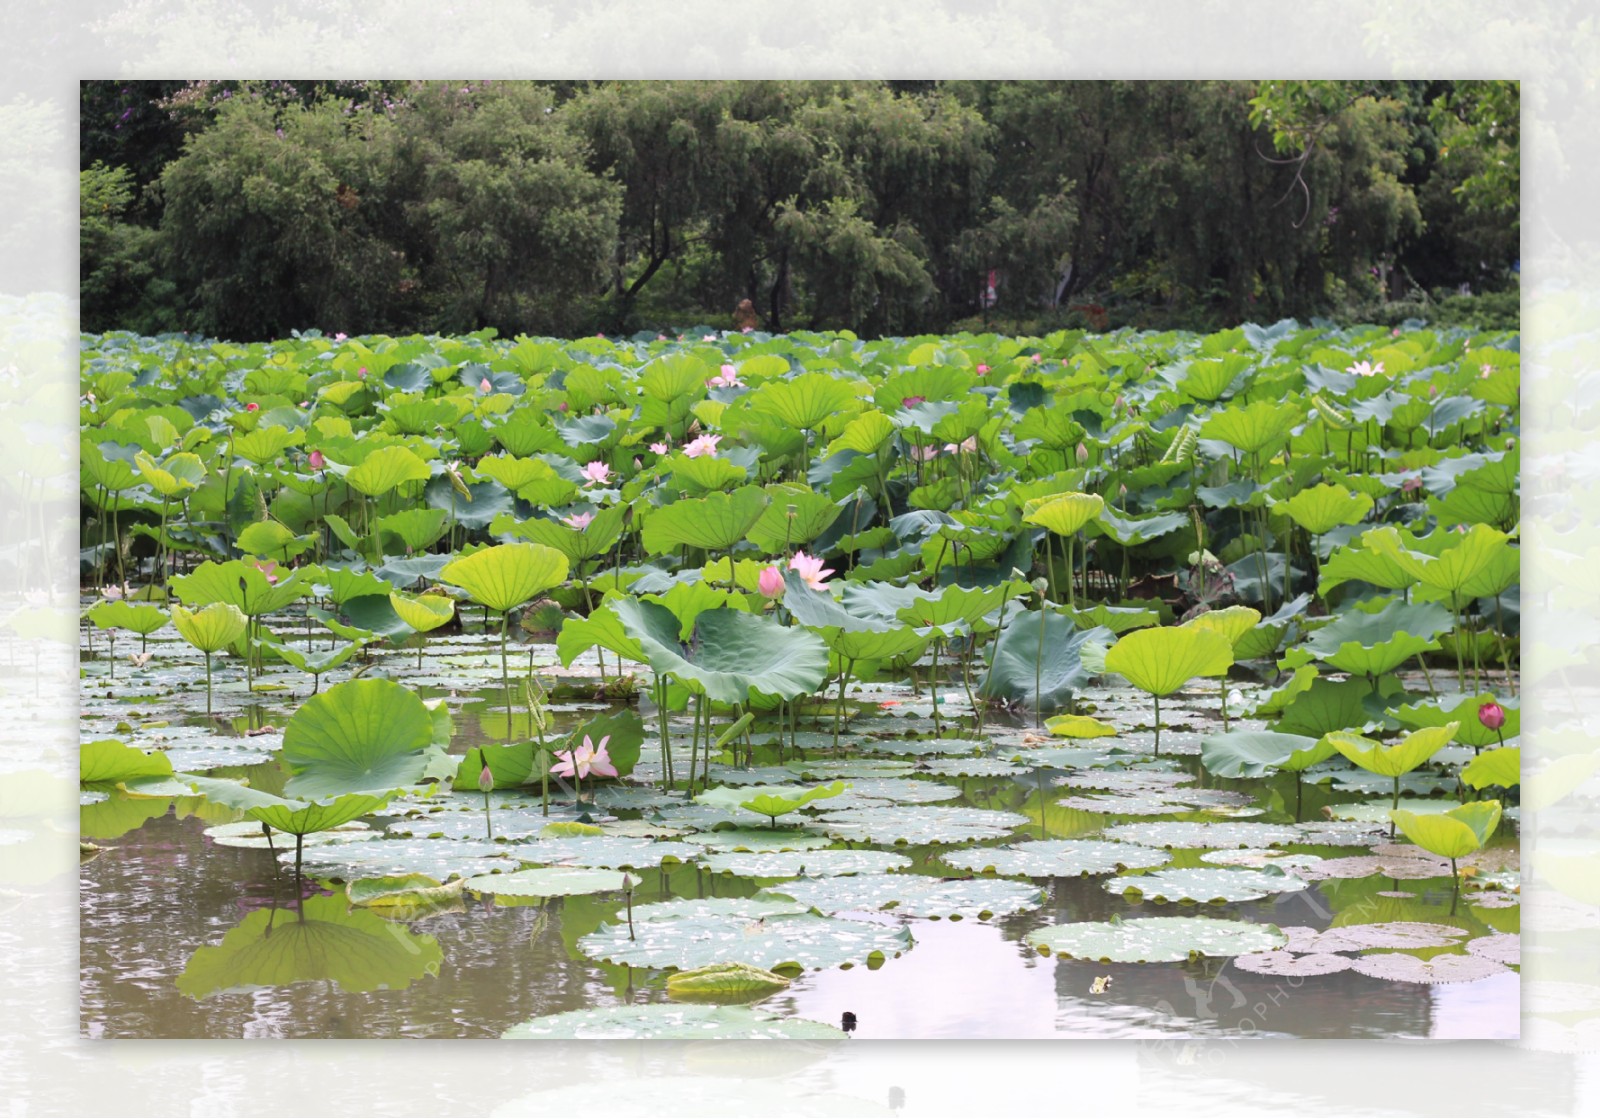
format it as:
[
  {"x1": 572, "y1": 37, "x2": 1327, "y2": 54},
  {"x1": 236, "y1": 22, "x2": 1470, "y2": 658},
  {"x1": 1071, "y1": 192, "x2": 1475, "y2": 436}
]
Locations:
[{"x1": 665, "y1": 963, "x2": 793, "y2": 1003}]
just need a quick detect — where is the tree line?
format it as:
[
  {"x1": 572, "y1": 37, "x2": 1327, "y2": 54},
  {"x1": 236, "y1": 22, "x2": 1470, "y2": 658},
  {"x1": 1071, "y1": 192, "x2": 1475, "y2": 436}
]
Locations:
[{"x1": 80, "y1": 79, "x2": 1519, "y2": 340}]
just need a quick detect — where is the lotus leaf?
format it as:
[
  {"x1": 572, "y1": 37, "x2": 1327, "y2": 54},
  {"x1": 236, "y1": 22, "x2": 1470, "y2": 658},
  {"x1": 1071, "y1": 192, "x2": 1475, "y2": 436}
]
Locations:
[
  {"x1": 1106, "y1": 866, "x2": 1309, "y2": 904},
  {"x1": 771, "y1": 873, "x2": 1046, "y2": 919},
  {"x1": 502, "y1": 1004, "x2": 844, "y2": 1040},
  {"x1": 1027, "y1": 915, "x2": 1288, "y2": 962}
]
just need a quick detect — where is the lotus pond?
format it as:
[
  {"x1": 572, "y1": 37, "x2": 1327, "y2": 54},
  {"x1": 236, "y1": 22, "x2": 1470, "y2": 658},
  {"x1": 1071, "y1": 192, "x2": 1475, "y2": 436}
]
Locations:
[{"x1": 78, "y1": 323, "x2": 1520, "y2": 1039}]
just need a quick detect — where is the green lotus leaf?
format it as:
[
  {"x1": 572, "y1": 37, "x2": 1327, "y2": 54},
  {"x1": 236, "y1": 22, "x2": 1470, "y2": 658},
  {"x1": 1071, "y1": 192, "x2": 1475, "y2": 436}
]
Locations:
[
  {"x1": 1027, "y1": 915, "x2": 1288, "y2": 963},
  {"x1": 177, "y1": 895, "x2": 441, "y2": 999},
  {"x1": 439, "y1": 542, "x2": 569, "y2": 614},
  {"x1": 1180, "y1": 354, "x2": 1252, "y2": 401},
  {"x1": 1045, "y1": 715, "x2": 1119, "y2": 739},
  {"x1": 1022, "y1": 492, "x2": 1104, "y2": 536},
  {"x1": 748, "y1": 371, "x2": 862, "y2": 431},
  {"x1": 1056, "y1": 602, "x2": 1161, "y2": 635},
  {"x1": 388, "y1": 591, "x2": 455, "y2": 633},
  {"x1": 1102, "y1": 820, "x2": 1301, "y2": 848},
  {"x1": 171, "y1": 559, "x2": 307, "y2": 615},
  {"x1": 452, "y1": 742, "x2": 535, "y2": 791},
  {"x1": 171, "y1": 602, "x2": 247, "y2": 653},
  {"x1": 235, "y1": 519, "x2": 312, "y2": 560},
  {"x1": 1088, "y1": 508, "x2": 1190, "y2": 547},
  {"x1": 701, "y1": 848, "x2": 913, "y2": 878},
  {"x1": 1390, "y1": 692, "x2": 1518, "y2": 748},
  {"x1": 81, "y1": 739, "x2": 174, "y2": 786},
  {"x1": 1181, "y1": 605, "x2": 1262, "y2": 647},
  {"x1": 346, "y1": 445, "x2": 432, "y2": 498},
  {"x1": 745, "y1": 484, "x2": 842, "y2": 553},
  {"x1": 979, "y1": 611, "x2": 1109, "y2": 712},
  {"x1": 826, "y1": 410, "x2": 897, "y2": 456},
  {"x1": 1301, "y1": 598, "x2": 1453, "y2": 677},
  {"x1": 1270, "y1": 675, "x2": 1400, "y2": 738},
  {"x1": 817, "y1": 805, "x2": 1029, "y2": 846},
  {"x1": 1200, "y1": 731, "x2": 1334, "y2": 778},
  {"x1": 1364, "y1": 523, "x2": 1509, "y2": 596},
  {"x1": 375, "y1": 507, "x2": 449, "y2": 552},
  {"x1": 1199, "y1": 399, "x2": 1304, "y2": 456},
  {"x1": 1391, "y1": 800, "x2": 1503, "y2": 859},
  {"x1": 232, "y1": 424, "x2": 305, "y2": 466},
  {"x1": 134, "y1": 450, "x2": 206, "y2": 497},
  {"x1": 1276, "y1": 483, "x2": 1374, "y2": 536},
  {"x1": 503, "y1": 1004, "x2": 844, "y2": 1040},
  {"x1": 941, "y1": 839, "x2": 1170, "y2": 877},
  {"x1": 87, "y1": 600, "x2": 167, "y2": 636},
  {"x1": 344, "y1": 874, "x2": 465, "y2": 912},
  {"x1": 643, "y1": 581, "x2": 736, "y2": 639},
  {"x1": 614, "y1": 599, "x2": 829, "y2": 705},
  {"x1": 280, "y1": 678, "x2": 438, "y2": 797},
  {"x1": 1327, "y1": 723, "x2": 1458, "y2": 778},
  {"x1": 770, "y1": 873, "x2": 1046, "y2": 919},
  {"x1": 492, "y1": 503, "x2": 625, "y2": 563},
  {"x1": 697, "y1": 781, "x2": 848, "y2": 824},
  {"x1": 181, "y1": 774, "x2": 391, "y2": 835},
  {"x1": 1105, "y1": 625, "x2": 1235, "y2": 697},
  {"x1": 1107, "y1": 867, "x2": 1309, "y2": 904},
  {"x1": 555, "y1": 600, "x2": 645, "y2": 668},
  {"x1": 513, "y1": 835, "x2": 698, "y2": 869},
  {"x1": 258, "y1": 636, "x2": 362, "y2": 676},
  {"x1": 1462, "y1": 747, "x2": 1520, "y2": 790},
  {"x1": 1318, "y1": 531, "x2": 1421, "y2": 595},
  {"x1": 640, "y1": 487, "x2": 770, "y2": 555}
]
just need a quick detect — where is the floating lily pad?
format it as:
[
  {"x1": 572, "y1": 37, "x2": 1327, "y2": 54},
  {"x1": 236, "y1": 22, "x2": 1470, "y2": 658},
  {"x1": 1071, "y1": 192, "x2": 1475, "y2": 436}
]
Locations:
[
  {"x1": 1054, "y1": 769, "x2": 1192, "y2": 793},
  {"x1": 593, "y1": 786, "x2": 685, "y2": 811},
  {"x1": 1348, "y1": 952, "x2": 1509, "y2": 984},
  {"x1": 501, "y1": 1004, "x2": 845, "y2": 1040},
  {"x1": 851, "y1": 737, "x2": 986, "y2": 756},
  {"x1": 698, "y1": 765, "x2": 803, "y2": 787},
  {"x1": 784, "y1": 758, "x2": 918, "y2": 779},
  {"x1": 768, "y1": 874, "x2": 1046, "y2": 919},
  {"x1": 1327, "y1": 769, "x2": 1461, "y2": 796},
  {"x1": 1103, "y1": 821, "x2": 1301, "y2": 849},
  {"x1": 824, "y1": 777, "x2": 961, "y2": 804},
  {"x1": 579, "y1": 896, "x2": 913, "y2": 971},
  {"x1": 1055, "y1": 792, "x2": 1190, "y2": 816},
  {"x1": 387, "y1": 805, "x2": 597, "y2": 841},
  {"x1": 1281, "y1": 926, "x2": 1365, "y2": 954},
  {"x1": 284, "y1": 837, "x2": 519, "y2": 882},
  {"x1": 817, "y1": 805, "x2": 1029, "y2": 846},
  {"x1": 1293, "y1": 820, "x2": 1391, "y2": 845},
  {"x1": 463, "y1": 867, "x2": 638, "y2": 897},
  {"x1": 514, "y1": 836, "x2": 698, "y2": 869},
  {"x1": 1293, "y1": 855, "x2": 1448, "y2": 881},
  {"x1": 941, "y1": 839, "x2": 1170, "y2": 877},
  {"x1": 1322, "y1": 797, "x2": 1458, "y2": 823},
  {"x1": 1230, "y1": 950, "x2": 1353, "y2": 976},
  {"x1": 677, "y1": 828, "x2": 833, "y2": 854},
  {"x1": 1027, "y1": 916, "x2": 1288, "y2": 963},
  {"x1": 1107, "y1": 867, "x2": 1310, "y2": 904},
  {"x1": 1200, "y1": 849, "x2": 1325, "y2": 871},
  {"x1": 1465, "y1": 933, "x2": 1520, "y2": 965},
  {"x1": 702, "y1": 848, "x2": 913, "y2": 878},
  {"x1": 918, "y1": 757, "x2": 1029, "y2": 779},
  {"x1": 1011, "y1": 746, "x2": 1122, "y2": 769},
  {"x1": 1329, "y1": 922, "x2": 1469, "y2": 950},
  {"x1": 205, "y1": 820, "x2": 376, "y2": 850}
]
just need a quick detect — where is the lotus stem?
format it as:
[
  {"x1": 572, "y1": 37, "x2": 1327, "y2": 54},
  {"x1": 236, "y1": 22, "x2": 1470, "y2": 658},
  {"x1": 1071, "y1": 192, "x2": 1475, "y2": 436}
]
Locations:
[
  {"x1": 931, "y1": 638, "x2": 943, "y2": 737},
  {"x1": 204, "y1": 651, "x2": 213, "y2": 715},
  {"x1": 500, "y1": 612, "x2": 511, "y2": 730},
  {"x1": 294, "y1": 832, "x2": 304, "y2": 882},
  {"x1": 1390, "y1": 775, "x2": 1399, "y2": 839},
  {"x1": 1034, "y1": 607, "x2": 1046, "y2": 729},
  {"x1": 1152, "y1": 693, "x2": 1161, "y2": 756},
  {"x1": 261, "y1": 822, "x2": 276, "y2": 855}
]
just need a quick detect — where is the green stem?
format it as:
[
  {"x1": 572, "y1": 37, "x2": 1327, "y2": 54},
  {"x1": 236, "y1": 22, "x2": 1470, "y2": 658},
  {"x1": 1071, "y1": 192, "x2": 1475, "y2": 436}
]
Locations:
[
  {"x1": 1034, "y1": 606, "x2": 1045, "y2": 729},
  {"x1": 1153, "y1": 693, "x2": 1161, "y2": 756},
  {"x1": 205, "y1": 651, "x2": 213, "y2": 715}
]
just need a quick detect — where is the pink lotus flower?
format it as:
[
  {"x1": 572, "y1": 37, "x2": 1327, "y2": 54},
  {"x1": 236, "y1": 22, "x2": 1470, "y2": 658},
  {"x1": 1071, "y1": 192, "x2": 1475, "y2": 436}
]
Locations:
[
  {"x1": 788, "y1": 550, "x2": 835, "y2": 591},
  {"x1": 683, "y1": 434, "x2": 722, "y2": 459},
  {"x1": 561, "y1": 511, "x2": 595, "y2": 531},
  {"x1": 649, "y1": 441, "x2": 670, "y2": 455},
  {"x1": 709, "y1": 364, "x2": 743, "y2": 388},
  {"x1": 245, "y1": 402, "x2": 260, "y2": 412},
  {"x1": 357, "y1": 367, "x2": 367, "y2": 378},
  {"x1": 580, "y1": 460, "x2": 612, "y2": 486},
  {"x1": 251, "y1": 559, "x2": 280, "y2": 586},
  {"x1": 1032, "y1": 353, "x2": 1042, "y2": 364},
  {"x1": 551, "y1": 734, "x2": 617, "y2": 780},
  {"x1": 1346, "y1": 360, "x2": 1384, "y2": 377},
  {"x1": 910, "y1": 444, "x2": 941, "y2": 462},
  {"x1": 334, "y1": 332, "x2": 347, "y2": 342},
  {"x1": 976, "y1": 364, "x2": 990, "y2": 375},
  {"x1": 943, "y1": 436, "x2": 978, "y2": 455},
  {"x1": 299, "y1": 400, "x2": 310, "y2": 408},
  {"x1": 100, "y1": 584, "x2": 125, "y2": 601},
  {"x1": 1400, "y1": 475, "x2": 1423, "y2": 494},
  {"x1": 702, "y1": 333, "x2": 718, "y2": 342},
  {"x1": 656, "y1": 334, "x2": 668, "y2": 341},
  {"x1": 479, "y1": 377, "x2": 493, "y2": 392},
  {"x1": 901, "y1": 396, "x2": 926, "y2": 407},
  {"x1": 758, "y1": 565, "x2": 785, "y2": 598},
  {"x1": 308, "y1": 449, "x2": 326, "y2": 470},
  {"x1": 558, "y1": 401, "x2": 569, "y2": 412},
  {"x1": 1478, "y1": 701, "x2": 1506, "y2": 731},
  {"x1": 1480, "y1": 364, "x2": 1493, "y2": 378},
  {"x1": 1392, "y1": 328, "x2": 1402, "y2": 337}
]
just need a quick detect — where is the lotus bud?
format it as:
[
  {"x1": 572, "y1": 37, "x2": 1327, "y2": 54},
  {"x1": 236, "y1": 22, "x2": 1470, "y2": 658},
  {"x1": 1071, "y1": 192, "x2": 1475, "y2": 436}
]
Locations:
[
  {"x1": 1076, "y1": 442, "x2": 1089, "y2": 464},
  {"x1": 1478, "y1": 701, "x2": 1506, "y2": 731},
  {"x1": 357, "y1": 366, "x2": 367, "y2": 377},
  {"x1": 308, "y1": 449, "x2": 326, "y2": 470},
  {"x1": 976, "y1": 364, "x2": 990, "y2": 375},
  {"x1": 758, "y1": 566, "x2": 785, "y2": 598},
  {"x1": 245, "y1": 402, "x2": 259, "y2": 412},
  {"x1": 478, "y1": 763, "x2": 495, "y2": 793},
  {"x1": 1031, "y1": 577, "x2": 1049, "y2": 597},
  {"x1": 480, "y1": 377, "x2": 492, "y2": 392}
]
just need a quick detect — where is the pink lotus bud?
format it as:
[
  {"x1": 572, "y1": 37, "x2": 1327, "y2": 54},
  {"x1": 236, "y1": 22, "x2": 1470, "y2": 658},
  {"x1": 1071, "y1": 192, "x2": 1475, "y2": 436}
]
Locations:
[
  {"x1": 975, "y1": 364, "x2": 990, "y2": 375},
  {"x1": 357, "y1": 367, "x2": 367, "y2": 378},
  {"x1": 477, "y1": 764, "x2": 495, "y2": 793},
  {"x1": 479, "y1": 377, "x2": 492, "y2": 392},
  {"x1": 758, "y1": 565, "x2": 785, "y2": 598},
  {"x1": 902, "y1": 396, "x2": 926, "y2": 408},
  {"x1": 308, "y1": 449, "x2": 326, "y2": 470},
  {"x1": 1076, "y1": 442, "x2": 1089, "y2": 464},
  {"x1": 1478, "y1": 701, "x2": 1506, "y2": 731},
  {"x1": 1032, "y1": 354, "x2": 1042, "y2": 364},
  {"x1": 245, "y1": 402, "x2": 259, "y2": 412},
  {"x1": 558, "y1": 402, "x2": 569, "y2": 412}
]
